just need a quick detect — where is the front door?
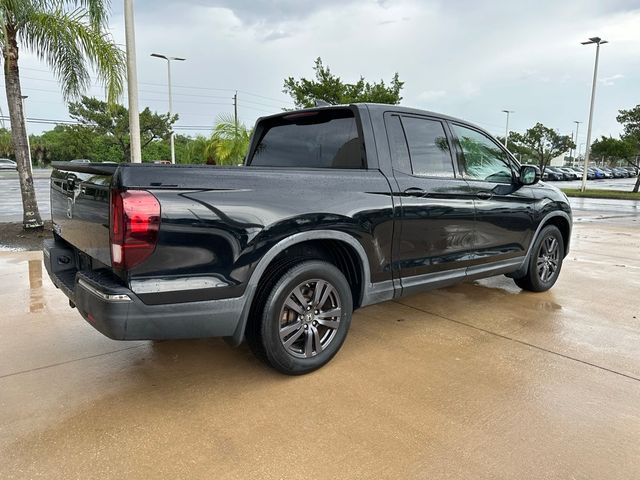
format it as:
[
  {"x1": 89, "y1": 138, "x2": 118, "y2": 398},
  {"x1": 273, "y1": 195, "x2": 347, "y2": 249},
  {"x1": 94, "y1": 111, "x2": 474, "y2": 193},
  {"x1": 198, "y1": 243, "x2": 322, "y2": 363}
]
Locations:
[
  {"x1": 385, "y1": 113, "x2": 476, "y2": 296},
  {"x1": 448, "y1": 122, "x2": 536, "y2": 269}
]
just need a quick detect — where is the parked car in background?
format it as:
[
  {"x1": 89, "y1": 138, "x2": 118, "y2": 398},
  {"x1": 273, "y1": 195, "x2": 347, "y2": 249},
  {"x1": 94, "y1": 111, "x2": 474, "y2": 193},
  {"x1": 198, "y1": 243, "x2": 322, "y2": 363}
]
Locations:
[
  {"x1": 623, "y1": 166, "x2": 638, "y2": 176},
  {"x1": 544, "y1": 167, "x2": 565, "y2": 181},
  {"x1": 600, "y1": 167, "x2": 614, "y2": 179},
  {"x1": 591, "y1": 167, "x2": 606, "y2": 179},
  {"x1": 0, "y1": 158, "x2": 17, "y2": 170},
  {"x1": 570, "y1": 167, "x2": 593, "y2": 180},
  {"x1": 612, "y1": 167, "x2": 629, "y2": 178},
  {"x1": 546, "y1": 167, "x2": 571, "y2": 181},
  {"x1": 557, "y1": 167, "x2": 579, "y2": 180}
]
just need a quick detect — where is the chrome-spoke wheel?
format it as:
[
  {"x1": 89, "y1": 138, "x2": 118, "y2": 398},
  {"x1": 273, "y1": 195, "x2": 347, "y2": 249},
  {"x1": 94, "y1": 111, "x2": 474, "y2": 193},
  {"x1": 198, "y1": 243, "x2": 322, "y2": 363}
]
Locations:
[
  {"x1": 537, "y1": 235, "x2": 560, "y2": 282},
  {"x1": 279, "y1": 279, "x2": 342, "y2": 359}
]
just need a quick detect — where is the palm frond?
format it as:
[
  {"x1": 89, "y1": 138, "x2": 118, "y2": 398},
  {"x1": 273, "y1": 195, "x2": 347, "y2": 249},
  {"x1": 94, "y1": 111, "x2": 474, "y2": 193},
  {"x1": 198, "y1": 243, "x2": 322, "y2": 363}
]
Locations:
[
  {"x1": 19, "y1": 7, "x2": 124, "y2": 103},
  {"x1": 209, "y1": 114, "x2": 252, "y2": 165}
]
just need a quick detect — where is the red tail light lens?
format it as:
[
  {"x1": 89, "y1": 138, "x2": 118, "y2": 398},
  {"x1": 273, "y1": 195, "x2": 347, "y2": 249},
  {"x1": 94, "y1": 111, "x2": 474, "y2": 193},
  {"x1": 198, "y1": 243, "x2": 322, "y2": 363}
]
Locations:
[{"x1": 110, "y1": 190, "x2": 160, "y2": 270}]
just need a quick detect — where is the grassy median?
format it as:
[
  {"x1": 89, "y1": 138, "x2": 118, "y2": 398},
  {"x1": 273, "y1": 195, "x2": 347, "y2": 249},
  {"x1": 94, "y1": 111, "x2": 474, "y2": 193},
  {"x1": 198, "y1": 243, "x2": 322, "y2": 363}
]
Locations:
[{"x1": 561, "y1": 188, "x2": 640, "y2": 200}]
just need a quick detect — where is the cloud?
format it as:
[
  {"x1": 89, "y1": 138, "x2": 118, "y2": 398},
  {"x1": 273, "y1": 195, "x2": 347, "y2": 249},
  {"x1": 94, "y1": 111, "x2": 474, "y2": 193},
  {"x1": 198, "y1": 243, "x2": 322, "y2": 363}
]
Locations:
[
  {"x1": 599, "y1": 74, "x2": 624, "y2": 86},
  {"x1": 418, "y1": 90, "x2": 447, "y2": 101}
]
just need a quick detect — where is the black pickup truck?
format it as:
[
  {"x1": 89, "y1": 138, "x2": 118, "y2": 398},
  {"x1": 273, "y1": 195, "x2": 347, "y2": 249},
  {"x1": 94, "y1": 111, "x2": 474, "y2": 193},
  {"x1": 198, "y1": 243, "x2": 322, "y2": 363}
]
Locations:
[{"x1": 44, "y1": 104, "x2": 571, "y2": 374}]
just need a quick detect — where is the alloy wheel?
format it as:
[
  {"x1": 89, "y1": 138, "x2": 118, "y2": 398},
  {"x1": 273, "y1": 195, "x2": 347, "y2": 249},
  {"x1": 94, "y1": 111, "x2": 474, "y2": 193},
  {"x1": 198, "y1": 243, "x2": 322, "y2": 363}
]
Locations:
[
  {"x1": 536, "y1": 235, "x2": 559, "y2": 283},
  {"x1": 278, "y1": 279, "x2": 342, "y2": 358}
]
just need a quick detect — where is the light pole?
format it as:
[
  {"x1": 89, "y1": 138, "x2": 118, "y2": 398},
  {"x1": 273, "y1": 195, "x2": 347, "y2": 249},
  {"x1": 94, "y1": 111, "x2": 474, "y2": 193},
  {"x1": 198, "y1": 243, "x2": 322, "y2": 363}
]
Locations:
[
  {"x1": 151, "y1": 53, "x2": 185, "y2": 164},
  {"x1": 502, "y1": 110, "x2": 514, "y2": 148},
  {"x1": 579, "y1": 36, "x2": 607, "y2": 191},
  {"x1": 124, "y1": 0, "x2": 142, "y2": 163},
  {"x1": 573, "y1": 121, "x2": 581, "y2": 165}
]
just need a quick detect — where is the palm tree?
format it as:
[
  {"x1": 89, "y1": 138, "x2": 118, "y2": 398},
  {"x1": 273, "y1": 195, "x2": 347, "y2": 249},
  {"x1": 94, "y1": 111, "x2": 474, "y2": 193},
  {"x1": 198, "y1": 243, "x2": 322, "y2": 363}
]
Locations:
[
  {"x1": 208, "y1": 114, "x2": 252, "y2": 165},
  {"x1": 1, "y1": 0, "x2": 125, "y2": 229}
]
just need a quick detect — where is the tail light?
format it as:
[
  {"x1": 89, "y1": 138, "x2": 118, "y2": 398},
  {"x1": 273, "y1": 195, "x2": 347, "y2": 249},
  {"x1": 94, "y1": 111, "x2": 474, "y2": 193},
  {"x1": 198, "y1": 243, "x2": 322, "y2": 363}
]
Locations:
[{"x1": 110, "y1": 190, "x2": 160, "y2": 270}]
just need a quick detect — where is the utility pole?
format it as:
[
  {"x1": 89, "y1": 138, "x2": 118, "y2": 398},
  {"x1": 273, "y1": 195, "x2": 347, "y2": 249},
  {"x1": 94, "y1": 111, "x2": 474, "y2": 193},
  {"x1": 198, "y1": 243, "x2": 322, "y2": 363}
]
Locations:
[
  {"x1": 580, "y1": 37, "x2": 608, "y2": 191},
  {"x1": 124, "y1": 0, "x2": 142, "y2": 163},
  {"x1": 151, "y1": 54, "x2": 185, "y2": 164},
  {"x1": 573, "y1": 121, "x2": 581, "y2": 166},
  {"x1": 233, "y1": 91, "x2": 238, "y2": 135},
  {"x1": 502, "y1": 110, "x2": 514, "y2": 149}
]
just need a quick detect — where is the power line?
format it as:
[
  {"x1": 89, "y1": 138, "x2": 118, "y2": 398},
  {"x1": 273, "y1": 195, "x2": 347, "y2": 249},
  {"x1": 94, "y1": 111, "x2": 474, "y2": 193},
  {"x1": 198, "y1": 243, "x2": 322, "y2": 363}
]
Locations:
[{"x1": 11, "y1": 67, "x2": 296, "y2": 106}]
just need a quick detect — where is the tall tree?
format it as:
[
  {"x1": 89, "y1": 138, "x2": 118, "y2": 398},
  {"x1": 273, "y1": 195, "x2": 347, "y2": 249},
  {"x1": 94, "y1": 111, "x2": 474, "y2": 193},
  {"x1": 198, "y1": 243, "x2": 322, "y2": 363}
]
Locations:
[
  {"x1": 509, "y1": 123, "x2": 574, "y2": 172},
  {"x1": 68, "y1": 96, "x2": 176, "y2": 162},
  {"x1": 283, "y1": 57, "x2": 404, "y2": 108},
  {"x1": 590, "y1": 136, "x2": 635, "y2": 165},
  {"x1": 208, "y1": 114, "x2": 251, "y2": 165},
  {"x1": 1, "y1": 0, "x2": 125, "y2": 229},
  {"x1": 616, "y1": 105, "x2": 640, "y2": 192}
]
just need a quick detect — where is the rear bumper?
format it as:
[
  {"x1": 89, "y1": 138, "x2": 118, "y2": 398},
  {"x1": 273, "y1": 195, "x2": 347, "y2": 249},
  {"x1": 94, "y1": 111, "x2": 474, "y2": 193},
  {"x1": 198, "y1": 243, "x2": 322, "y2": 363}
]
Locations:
[{"x1": 43, "y1": 239, "x2": 245, "y2": 340}]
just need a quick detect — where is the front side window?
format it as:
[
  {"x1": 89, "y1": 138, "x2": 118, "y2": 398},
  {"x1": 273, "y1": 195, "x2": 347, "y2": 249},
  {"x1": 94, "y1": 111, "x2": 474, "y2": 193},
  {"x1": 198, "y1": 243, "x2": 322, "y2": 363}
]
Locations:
[
  {"x1": 451, "y1": 124, "x2": 513, "y2": 183},
  {"x1": 249, "y1": 109, "x2": 363, "y2": 169},
  {"x1": 402, "y1": 117, "x2": 454, "y2": 177}
]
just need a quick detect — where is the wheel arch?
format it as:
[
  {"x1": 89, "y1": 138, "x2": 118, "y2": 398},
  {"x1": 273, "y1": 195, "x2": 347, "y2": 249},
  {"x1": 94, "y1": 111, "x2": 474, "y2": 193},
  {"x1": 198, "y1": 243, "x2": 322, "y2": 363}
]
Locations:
[
  {"x1": 509, "y1": 211, "x2": 572, "y2": 280},
  {"x1": 228, "y1": 230, "x2": 372, "y2": 346}
]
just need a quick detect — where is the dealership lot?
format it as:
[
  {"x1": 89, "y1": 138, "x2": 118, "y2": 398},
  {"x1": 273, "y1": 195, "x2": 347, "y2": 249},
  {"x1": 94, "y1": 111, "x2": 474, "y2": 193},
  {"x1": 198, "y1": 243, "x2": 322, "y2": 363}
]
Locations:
[{"x1": 1, "y1": 212, "x2": 639, "y2": 478}]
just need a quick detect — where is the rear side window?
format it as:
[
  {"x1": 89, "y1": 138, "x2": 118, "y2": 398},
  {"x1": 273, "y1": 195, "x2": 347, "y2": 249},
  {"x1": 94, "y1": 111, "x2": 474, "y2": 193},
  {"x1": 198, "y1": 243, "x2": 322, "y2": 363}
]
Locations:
[
  {"x1": 249, "y1": 109, "x2": 363, "y2": 169},
  {"x1": 401, "y1": 117, "x2": 454, "y2": 177},
  {"x1": 385, "y1": 115, "x2": 411, "y2": 174}
]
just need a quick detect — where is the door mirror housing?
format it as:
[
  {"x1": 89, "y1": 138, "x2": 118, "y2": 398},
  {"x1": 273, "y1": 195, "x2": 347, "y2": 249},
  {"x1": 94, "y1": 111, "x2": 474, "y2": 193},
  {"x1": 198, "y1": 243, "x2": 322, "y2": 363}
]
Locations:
[{"x1": 519, "y1": 165, "x2": 541, "y2": 185}]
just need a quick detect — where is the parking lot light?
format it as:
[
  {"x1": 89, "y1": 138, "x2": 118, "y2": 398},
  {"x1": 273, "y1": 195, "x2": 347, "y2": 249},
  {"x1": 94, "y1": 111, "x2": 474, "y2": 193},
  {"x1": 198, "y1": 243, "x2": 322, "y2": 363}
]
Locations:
[
  {"x1": 580, "y1": 37, "x2": 608, "y2": 191},
  {"x1": 502, "y1": 110, "x2": 514, "y2": 149},
  {"x1": 151, "y1": 53, "x2": 186, "y2": 165}
]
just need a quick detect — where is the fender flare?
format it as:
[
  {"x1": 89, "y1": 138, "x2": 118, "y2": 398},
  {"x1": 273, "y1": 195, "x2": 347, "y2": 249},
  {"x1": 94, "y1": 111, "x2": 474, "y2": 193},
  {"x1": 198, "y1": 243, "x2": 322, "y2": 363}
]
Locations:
[
  {"x1": 227, "y1": 230, "x2": 374, "y2": 346},
  {"x1": 510, "y1": 211, "x2": 572, "y2": 278}
]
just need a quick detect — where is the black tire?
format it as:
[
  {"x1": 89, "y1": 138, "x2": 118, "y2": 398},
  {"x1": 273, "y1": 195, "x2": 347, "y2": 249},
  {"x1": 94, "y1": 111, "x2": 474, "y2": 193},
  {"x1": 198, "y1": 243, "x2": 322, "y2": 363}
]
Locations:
[
  {"x1": 246, "y1": 260, "x2": 353, "y2": 375},
  {"x1": 514, "y1": 225, "x2": 564, "y2": 292}
]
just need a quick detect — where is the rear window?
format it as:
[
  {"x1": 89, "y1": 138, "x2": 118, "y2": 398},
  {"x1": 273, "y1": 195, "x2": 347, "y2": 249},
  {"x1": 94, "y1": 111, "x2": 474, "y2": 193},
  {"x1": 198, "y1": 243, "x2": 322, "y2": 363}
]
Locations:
[{"x1": 249, "y1": 109, "x2": 364, "y2": 169}]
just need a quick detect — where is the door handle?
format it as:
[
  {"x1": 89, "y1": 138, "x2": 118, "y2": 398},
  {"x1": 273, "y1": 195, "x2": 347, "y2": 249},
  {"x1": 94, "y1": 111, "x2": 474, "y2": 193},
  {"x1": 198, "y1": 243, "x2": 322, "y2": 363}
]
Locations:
[
  {"x1": 403, "y1": 187, "x2": 427, "y2": 197},
  {"x1": 476, "y1": 191, "x2": 493, "y2": 200}
]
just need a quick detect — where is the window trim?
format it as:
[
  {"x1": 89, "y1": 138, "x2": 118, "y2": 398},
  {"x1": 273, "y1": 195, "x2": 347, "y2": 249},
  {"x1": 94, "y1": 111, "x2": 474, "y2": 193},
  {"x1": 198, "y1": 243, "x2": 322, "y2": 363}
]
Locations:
[
  {"x1": 384, "y1": 112, "x2": 458, "y2": 179},
  {"x1": 448, "y1": 121, "x2": 517, "y2": 184}
]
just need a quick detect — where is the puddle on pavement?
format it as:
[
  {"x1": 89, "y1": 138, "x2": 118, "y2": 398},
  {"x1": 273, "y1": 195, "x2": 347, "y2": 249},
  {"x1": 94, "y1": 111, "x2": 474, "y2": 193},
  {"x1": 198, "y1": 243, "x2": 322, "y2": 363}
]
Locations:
[{"x1": 28, "y1": 259, "x2": 44, "y2": 313}]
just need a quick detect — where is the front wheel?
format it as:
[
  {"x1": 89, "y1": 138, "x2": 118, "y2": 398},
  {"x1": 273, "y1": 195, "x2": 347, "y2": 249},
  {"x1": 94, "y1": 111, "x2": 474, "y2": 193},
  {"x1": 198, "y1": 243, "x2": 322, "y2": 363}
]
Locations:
[
  {"x1": 246, "y1": 260, "x2": 353, "y2": 375},
  {"x1": 514, "y1": 225, "x2": 564, "y2": 292}
]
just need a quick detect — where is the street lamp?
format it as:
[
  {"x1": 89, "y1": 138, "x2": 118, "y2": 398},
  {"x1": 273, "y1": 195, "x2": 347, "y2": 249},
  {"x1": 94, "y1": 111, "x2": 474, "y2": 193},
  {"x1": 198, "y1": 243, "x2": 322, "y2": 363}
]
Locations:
[
  {"x1": 151, "y1": 53, "x2": 186, "y2": 164},
  {"x1": 579, "y1": 36, "x2": 608, "y2": 191},
  {"x1": 573, "y1": 121, "x2": 581, "y2": 165},
  {"x1": 502, "y1": 110, "x2": 514, "y2": 149}
]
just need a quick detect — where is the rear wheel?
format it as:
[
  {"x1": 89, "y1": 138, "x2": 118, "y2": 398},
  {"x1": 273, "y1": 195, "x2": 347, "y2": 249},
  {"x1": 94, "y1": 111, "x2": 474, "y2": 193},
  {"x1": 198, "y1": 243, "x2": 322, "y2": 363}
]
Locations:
[
  {"x1": 246, "y1": 260, "x2": 353, "y2": 375},
  {"x1": 514, "y1": 225, "x2": 564, "y2": 292}
]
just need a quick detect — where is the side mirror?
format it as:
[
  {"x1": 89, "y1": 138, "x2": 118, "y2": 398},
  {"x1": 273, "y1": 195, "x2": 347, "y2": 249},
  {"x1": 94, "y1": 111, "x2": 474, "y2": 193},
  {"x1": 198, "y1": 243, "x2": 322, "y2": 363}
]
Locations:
[{"x1": 519, "y1": 165, "x2": 541, "y2": 185}]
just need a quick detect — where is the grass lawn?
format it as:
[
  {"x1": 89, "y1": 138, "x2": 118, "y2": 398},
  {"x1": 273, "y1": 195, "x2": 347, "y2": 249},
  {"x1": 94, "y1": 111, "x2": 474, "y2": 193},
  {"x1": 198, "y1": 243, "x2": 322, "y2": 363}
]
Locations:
[{"x1": 561, "y1": 188, "x2": 640, "y2": 200}]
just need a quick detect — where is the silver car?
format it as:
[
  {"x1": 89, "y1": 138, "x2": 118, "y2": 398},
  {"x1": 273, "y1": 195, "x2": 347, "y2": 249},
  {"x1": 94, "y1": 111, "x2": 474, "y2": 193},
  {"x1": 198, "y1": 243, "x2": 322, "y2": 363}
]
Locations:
[{"x1": 0, "y1": 158, "x2": 17, "y2": 170}]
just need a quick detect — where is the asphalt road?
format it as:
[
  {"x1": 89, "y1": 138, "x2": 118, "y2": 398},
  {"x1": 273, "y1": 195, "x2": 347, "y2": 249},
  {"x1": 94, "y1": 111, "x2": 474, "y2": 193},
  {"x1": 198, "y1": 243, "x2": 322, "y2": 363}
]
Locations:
[
  {"x1": 0, "y1": 169, "x2": 639, "y2": 223},
  {"x1": 1, "y1": 219, "x2": 639, "y2": 478}
]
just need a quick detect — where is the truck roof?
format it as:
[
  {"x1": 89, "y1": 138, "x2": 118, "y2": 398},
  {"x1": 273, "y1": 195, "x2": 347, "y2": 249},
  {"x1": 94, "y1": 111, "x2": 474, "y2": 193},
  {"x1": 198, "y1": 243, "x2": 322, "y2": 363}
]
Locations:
[{"x1": 257, "y1": 102, "x2": 487, "y2": 134}]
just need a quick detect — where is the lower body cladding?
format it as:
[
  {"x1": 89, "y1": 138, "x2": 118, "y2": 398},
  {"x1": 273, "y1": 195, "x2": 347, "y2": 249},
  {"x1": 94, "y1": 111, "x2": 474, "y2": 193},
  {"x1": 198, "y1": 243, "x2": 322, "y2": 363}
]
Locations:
[{"x1": 43, "y1": 239, "x2": 245, "y2": 342}]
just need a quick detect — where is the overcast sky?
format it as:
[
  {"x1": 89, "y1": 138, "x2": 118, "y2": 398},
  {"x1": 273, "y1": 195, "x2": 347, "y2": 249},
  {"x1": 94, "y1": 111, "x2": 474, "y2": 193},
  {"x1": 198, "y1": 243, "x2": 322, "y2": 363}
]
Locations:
[{"x1": 5, "y1": 0, "x2": 640, "y2": 149}]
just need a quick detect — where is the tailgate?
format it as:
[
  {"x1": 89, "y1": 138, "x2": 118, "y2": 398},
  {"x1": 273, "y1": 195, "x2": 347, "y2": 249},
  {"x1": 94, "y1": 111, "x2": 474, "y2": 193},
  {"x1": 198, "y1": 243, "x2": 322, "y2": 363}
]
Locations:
[{"x1": 50, "y1": 162, "x2": 118, "y2": 267}]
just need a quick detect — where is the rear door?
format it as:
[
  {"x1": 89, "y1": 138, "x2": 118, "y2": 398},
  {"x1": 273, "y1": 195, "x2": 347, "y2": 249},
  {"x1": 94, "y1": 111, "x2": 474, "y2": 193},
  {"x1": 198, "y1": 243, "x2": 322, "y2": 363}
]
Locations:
[
  {"x1": 385, "y1": 113, "x2": 476, "y2": 295},
  {"x1": 448, "y1": 122, "x2": 536, "y2": 267}
]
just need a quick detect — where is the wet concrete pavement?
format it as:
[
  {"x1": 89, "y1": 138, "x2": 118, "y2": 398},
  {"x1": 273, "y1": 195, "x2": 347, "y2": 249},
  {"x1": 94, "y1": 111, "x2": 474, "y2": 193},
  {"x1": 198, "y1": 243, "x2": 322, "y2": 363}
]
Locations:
[{"x1": 1, "y1": 222, "x2": 639, "y2": 478}]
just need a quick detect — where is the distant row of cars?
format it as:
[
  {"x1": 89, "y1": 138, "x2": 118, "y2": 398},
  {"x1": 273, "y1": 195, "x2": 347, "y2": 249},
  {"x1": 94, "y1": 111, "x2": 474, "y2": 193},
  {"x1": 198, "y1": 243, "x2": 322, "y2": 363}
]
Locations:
[{"x1": 541, "y1": 166, "x2": 639, "y2": 181}]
